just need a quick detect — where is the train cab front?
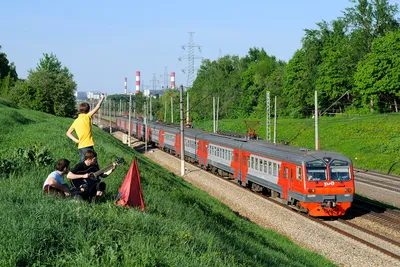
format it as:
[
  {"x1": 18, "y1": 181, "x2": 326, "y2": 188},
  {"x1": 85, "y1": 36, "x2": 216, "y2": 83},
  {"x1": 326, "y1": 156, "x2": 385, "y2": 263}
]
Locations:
[{"x1": 300, "y1": 158, "x2": 354, "y2": 217}]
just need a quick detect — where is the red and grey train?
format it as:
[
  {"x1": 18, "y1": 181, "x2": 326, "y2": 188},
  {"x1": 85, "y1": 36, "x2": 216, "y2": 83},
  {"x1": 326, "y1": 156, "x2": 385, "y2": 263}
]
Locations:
[{"x1": 116, "y1": 117, "x2": 355, "y2": 217}]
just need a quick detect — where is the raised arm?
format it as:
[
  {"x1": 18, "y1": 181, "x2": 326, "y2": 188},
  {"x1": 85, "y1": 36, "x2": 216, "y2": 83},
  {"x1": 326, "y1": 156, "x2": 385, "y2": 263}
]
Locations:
[{"x1": 89, "y1": 93, "x2": 105, "y2": 117}]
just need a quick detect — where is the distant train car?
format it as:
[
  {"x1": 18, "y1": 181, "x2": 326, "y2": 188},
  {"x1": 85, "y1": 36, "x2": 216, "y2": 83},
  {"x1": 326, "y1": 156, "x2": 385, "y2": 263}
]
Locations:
[{"x1": 115, "y1": 117, "x2": 354, "y2": 217}]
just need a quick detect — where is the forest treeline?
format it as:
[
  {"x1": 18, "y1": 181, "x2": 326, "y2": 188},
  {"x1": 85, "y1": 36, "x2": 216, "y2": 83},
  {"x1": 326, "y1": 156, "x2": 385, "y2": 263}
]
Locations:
[
  {"x1": 188, "y1": 0, "x2": 400, "y2": 120},
  {"x1": 0, "y1": 0, "x2": 399, "y2": 120}
]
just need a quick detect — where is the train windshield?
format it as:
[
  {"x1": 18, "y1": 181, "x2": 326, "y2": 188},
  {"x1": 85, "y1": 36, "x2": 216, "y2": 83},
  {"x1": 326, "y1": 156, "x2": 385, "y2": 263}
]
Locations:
[
  {"x1": 330, "y1": 160, "x2": 351, "y2": 181},
  {"x1": 306, "y1": 160, "x2": 327, "y2": 181}
]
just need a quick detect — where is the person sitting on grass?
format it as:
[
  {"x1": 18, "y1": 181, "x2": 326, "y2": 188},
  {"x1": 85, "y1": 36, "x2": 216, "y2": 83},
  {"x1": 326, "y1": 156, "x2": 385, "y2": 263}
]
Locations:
[
  {"x1": 67, "y1": 150, "x2": 115, "y2": 200},
  {"x1": 43, "y1": 159, "x2": 71, "y2": 197}
]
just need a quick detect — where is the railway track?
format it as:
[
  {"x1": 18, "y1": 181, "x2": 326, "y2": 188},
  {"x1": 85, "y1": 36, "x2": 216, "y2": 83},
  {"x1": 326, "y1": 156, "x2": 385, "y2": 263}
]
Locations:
[
  {"x1": 209, "y1": 164, "x2": 400, "y2": 261},
  {"x1": 354, "y1": 168, "x2": 400, "y2": 183},
  {"x1": 138, "y1": 140, "x2": 400, "y2": 261},
  {"x1": 355, "y1": 177, "x2": 400, "y2": 193},
  {"x1": 106, "y1": 119, "x2": 400, "y2": 260},
  {"x1": 354, "y1": 168, "x2": 400, "y2": 194}
]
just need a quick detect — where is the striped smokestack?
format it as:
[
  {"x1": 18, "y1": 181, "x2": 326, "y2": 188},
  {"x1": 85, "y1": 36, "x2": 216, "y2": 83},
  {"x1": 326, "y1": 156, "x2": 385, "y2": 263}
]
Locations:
[
  {"x1": 124, "y1": 77, "x2": 127, "y2": 94},
  {"x1": 136, "y1": 71, "x2": 140, "y2": 94},
  {"x1": 170, "y1": 72, "x2": 175, "y2": 89}
]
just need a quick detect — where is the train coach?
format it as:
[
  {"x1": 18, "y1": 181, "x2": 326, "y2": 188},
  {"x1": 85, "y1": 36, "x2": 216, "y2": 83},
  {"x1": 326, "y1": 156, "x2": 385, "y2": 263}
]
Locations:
[{"x1": 116, "y1": 117, "x2": 354, "y2": 217}]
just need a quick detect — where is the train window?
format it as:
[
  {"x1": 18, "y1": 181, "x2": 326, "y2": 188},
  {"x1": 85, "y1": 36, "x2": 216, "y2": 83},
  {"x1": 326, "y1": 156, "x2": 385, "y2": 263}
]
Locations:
[
  {"x1": 330, "y1": 160, "x2": 349, "y2": 166},
  {"x1": 284, "y1": 167, "x2": 288, "y2": 179},
  {"x1": 330, "y1": 160, "x2": 351, "y2": 181},
  {"x1": 273, "y1": 163, "x2": 277, "y2": 176},
  {"x1": 330, "y1": 167, "x2": 350, "y2": 181},
  {"x1": 268, "y1": 162, "x2": 272, "y2": 175},
  {"x1": 243, "y1": 156, "x2": 247, "y2": 166},
  {"x1": 306, "y1": 168, "x2": 327, "y2": 181},
  {"x1": 251, "y1": 157, "x2": 254, "y2": 169},
  {"x1": 296, "y1": 166, "x2": 302, "y2": 181},
  {"x1": 263, "y1": 161, "x2": 267, "y2": 173}
]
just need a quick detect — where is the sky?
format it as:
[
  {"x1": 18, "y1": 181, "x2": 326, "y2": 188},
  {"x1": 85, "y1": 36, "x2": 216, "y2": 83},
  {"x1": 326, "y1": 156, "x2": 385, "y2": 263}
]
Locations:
[{"x1": 0, "y1": 0, "x2": 377, "y2": 95}]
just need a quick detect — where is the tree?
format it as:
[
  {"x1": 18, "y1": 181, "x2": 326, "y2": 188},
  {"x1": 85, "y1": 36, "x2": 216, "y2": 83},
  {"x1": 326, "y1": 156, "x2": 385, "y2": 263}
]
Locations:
[
  {"x1": 354, "y1": 30, "x2": 400, "y2": 112},
  {"x1": 343, "y1": 0, "x2": 399, "y2": 55},
  {"x1": 14, "y1": 53, "x2": 77, "y2": 117},
  {"x1": 315, "y1": 19, "x2": 355, "y2": 112},
  {"x1": 0, "y1": 45, "x2": 18, "y2": 97},
  {"x1": 282, "y1": 49, "x2": 313, "y2": 118}
]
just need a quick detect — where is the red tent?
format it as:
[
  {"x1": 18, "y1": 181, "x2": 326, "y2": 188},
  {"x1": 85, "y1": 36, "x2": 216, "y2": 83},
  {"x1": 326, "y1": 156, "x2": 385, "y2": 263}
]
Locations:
[{"x1": 115, "y1": 158, "x2": 145, "y2": 211}]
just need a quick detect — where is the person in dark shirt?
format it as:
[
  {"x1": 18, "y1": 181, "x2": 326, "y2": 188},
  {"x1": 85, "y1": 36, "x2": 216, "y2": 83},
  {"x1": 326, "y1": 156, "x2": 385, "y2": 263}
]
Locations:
[{"x1": 67, "y1": 150, "x2": 115, "y2": 200}]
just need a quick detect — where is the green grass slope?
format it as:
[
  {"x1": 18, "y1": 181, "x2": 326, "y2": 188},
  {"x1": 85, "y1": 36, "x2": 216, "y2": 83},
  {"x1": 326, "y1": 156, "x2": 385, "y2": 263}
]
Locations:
[
  {"x1": 0, "y1": 99, "x2": 334, "y2": 266},
  {"x1": 194, "y1": 114, "x2": 400, "y2": 175}
]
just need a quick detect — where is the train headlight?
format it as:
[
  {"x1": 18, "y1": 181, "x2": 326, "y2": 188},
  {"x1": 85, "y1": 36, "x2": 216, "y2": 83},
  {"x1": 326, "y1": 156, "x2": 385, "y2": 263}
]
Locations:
[
  {"x1": 344, "y1": 188, "x2": 352, "y2": 193},
  {"x1": 308, "y1": 189, "x2": 316, "y2": 193}
]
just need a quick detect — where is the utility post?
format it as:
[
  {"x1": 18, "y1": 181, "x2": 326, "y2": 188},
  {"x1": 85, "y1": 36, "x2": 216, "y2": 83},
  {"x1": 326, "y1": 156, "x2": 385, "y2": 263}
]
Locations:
[
  {"x1": 113, "y1": 101, "x2": 116, "y2": 121},
  {"x1": 149, "y1": 96, "x2": 153, "y2": 122},
  {"x1": 266, "y1": 91, "x2": 271, "y2": 142},
  {"x1": 186, "y1": 91, "x2": 190, "y2": 125},
  {"x1": 133, "y1": 98, "x2": 136, "y2": 119},
  {"x1": 216, "y1": 96, "x2": 219, "y2": 132},
  {"x1": 145, "y1": 102, "x2": 147, "y2": 152},
  {"x1": 128, "y1": 94, "x2": 132, "y2": 147},
  {"x1": 213, "y1": 97, "x2": 216, "y2": 133},
  {"x1": 109, "y1": 100, "x2": 112, "y2": 134},
  {"x1": 119, "y1": 99, "x2": 122, "y2": 116},
  {"x1": 273, "y1": 96, "x2": 277, "y2": 144},
  {"x1": 315, "y1": 90, "x2": 319, "y2": 150},
  {"x1": 180, "y1": 85, "x2": 185, "y2": 176},
  {"x1": 164, "y1": 101, "x2": 167, "y2": 122},
  {"x1": 171, "y1": 96, "x2": 174, "y2": 123}
]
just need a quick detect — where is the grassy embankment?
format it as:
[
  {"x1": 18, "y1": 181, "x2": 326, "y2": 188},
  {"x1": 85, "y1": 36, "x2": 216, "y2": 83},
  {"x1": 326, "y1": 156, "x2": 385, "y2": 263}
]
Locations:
[
  {"x1": 0, "y1": 98, "x2": 333, "y2": 266},
  {"x1": 194, "y1": 114, "x2": 400, "y2": 175}
]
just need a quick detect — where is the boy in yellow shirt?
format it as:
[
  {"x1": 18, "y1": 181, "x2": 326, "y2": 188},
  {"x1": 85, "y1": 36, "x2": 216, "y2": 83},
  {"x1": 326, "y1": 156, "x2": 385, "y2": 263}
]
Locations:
[{"x1": 66, "y1": 93, "x2": 105, "y2": 162}]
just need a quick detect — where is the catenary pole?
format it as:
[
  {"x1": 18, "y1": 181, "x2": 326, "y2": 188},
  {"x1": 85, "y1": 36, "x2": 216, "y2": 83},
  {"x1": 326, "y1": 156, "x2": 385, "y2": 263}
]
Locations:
[
  {"x1": 180, "y1": 85, "x2": 185, "y2": 176},
  {"x1": 315, "y1": 90, "x2": 319, "y2": 150},
  {"x1": 213, "y1": 97, "x2": 216, "y2": 133},
  {"x1": 274, "y1": 96, "x2": 277, "y2": 144},
  {"x1": 128, "y1": 94, "x2": 132, "y2": 147}
]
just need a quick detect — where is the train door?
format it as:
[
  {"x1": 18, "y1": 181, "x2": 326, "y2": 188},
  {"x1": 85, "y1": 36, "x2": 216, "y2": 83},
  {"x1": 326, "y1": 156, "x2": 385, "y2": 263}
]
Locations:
[
  {"x1": 290, "y1": 165, "x2": 304, "y2": 195},
  {"x1": 240, "y1": 151, "x2": 250, "y2": 185},
  {"x1": 230, "y1": 149, "x2": 240, "y2": 180},
  {"x1": 280, "y1": 163, "x2": 290, "y2": 199}
]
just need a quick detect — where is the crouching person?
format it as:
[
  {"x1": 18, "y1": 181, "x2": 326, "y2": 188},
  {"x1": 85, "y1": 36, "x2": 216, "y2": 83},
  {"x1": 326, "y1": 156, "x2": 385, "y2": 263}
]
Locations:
[
  {"x1": 67, "y1": 150, "x2": 114, "y2": 201},
  {"x1": 43, "y1": 159, "x2": 71, "y2": 198}
]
